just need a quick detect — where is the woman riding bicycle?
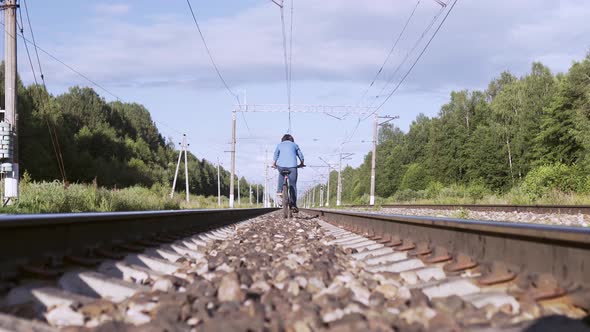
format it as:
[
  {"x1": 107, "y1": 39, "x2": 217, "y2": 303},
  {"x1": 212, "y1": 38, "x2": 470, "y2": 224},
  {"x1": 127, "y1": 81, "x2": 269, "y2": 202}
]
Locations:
[{"x1": 272, "y1": 134, "x2": 305, "y2": 212}]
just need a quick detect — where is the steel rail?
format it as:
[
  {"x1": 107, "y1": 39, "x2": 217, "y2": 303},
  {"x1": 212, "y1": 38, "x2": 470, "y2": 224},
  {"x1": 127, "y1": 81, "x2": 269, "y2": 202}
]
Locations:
[
  {"x1": 344, "y1": 203, "x2": 590, "y2": 215},
  {"x1": 0, "y1": 208, "x2": 275, "y2": 279},
  {"x1": 304, "y1": 209, "x2": 590, "y2": 290}
]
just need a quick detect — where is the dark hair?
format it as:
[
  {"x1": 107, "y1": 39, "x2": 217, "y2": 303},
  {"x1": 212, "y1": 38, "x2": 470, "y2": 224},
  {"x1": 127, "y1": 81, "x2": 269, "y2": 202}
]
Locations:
[{"x1": 281, "y1": 134, "x2": 294, "y2": 142}]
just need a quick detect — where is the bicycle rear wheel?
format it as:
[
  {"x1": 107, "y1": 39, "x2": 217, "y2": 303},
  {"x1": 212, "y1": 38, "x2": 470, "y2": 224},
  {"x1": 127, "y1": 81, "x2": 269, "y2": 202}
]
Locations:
[{"x1": 282, "y1": 184, "x2": 289, "y2": 218}]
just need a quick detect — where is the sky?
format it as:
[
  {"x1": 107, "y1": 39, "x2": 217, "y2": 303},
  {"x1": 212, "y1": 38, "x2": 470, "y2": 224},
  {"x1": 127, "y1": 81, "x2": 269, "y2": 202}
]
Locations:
[{"x1": 9, "y1": 0, "x2": 590, "y2": 195}]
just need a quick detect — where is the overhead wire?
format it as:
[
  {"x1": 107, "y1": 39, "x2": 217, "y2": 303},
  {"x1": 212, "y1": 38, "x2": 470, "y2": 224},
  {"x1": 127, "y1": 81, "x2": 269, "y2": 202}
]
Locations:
[
  {"x1": 369, "y1": 4, "x2": 446, "y2": 107},
  {"x1": 279, "y1": 1, "x2": 292, "y2": 133},
  {"x1": 355, "y1": 0, "x2": 421, "y2": 106},
  {"x1": 343, "y1": 0, "x2": 456, "y2": 143},
  {"x1": 367, "y1": 0, "x2": 458, "y2": 118},
  {"x1": 185, "y1": 0, "x2": 241, "y2": 106},
  {"x1": 288, "y1": 0, "x2": 294, "y2": 130},
  {"x1": 0, "y1": 18, "x2": 122, "y2": 101},
  {"x1": 185, "y1": 0, "x2": 254, "y2": 140}
]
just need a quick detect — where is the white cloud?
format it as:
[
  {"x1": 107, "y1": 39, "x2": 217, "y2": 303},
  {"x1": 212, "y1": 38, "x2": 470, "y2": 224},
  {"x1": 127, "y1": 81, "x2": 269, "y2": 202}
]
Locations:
[
  {"x1": 94, "y1": 3, "x2": 130, "y2": 16},
  {"x1": 35, "y1": 0, "x2": 590, "y2": 100}
]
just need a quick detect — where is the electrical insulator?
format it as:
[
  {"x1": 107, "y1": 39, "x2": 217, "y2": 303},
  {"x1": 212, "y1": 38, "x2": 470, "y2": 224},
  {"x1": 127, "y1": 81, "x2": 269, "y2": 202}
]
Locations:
[
  {"x1": 0, "y1": 163, "x2": 12, "y2": 173},
  {"x1": 0, "y1": 122, "x2": 12, "y2": 160}
]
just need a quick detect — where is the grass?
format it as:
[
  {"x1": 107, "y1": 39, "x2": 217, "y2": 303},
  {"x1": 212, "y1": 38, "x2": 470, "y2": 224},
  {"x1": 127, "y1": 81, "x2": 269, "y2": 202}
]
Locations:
[
  {"x1": 338, "y1": 185, "x2": 590, "y2": 207},
  {"x1": 0, "y1": 181, "x2": 263, "y2": 214},
  {"x1": 380, "y1": 190, "x2": 590, "y2": 206}
]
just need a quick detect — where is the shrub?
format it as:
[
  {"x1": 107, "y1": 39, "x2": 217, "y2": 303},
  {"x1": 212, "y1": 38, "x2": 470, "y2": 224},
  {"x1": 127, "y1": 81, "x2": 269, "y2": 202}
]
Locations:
[
  {"x1": 520, "y1": 163, "x2": 586, "y2": 198},
  {"x1": 400, "y1": 163, "x2": 429, "y2": 191},
  {"x1": 466, "y1": 179, "x2": 490, "y2": 202},
  {"x1": 425, "y1": 181, "x2": 444, "y2": 199},
  {"x1": 393, "y1": 189, "x2": 422, "y2": 202},
  {"x1": 439, "y1": 184, "x2": 466, "y2": 199}
]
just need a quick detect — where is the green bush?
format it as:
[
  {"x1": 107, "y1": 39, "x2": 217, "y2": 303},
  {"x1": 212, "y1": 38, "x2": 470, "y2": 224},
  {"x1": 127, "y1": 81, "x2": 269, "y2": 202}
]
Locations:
[
  {"x1": 400, "y1": 163, "x2": 429, "y2": 191},
  {"x1": 425, "y1": 181, "x2": 444, "y2": 199},
  {"x1": 439, "y1": 184, "x2": 466, "y2": 199},
  {"x1": 520, "y1": 163, "x2": 587, "y2": 198},
  {"x1": 393, "y1": 189, "x2": 425, "y2": 202},
  {"x1": 466, "y1": 179, "x2": 490, "y2": 202}
]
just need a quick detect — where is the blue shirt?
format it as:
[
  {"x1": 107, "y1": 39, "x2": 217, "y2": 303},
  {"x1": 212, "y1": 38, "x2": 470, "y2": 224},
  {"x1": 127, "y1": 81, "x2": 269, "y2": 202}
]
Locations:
[{"x1": 274, "y1": 141, "x2": 304, "y2": 167}]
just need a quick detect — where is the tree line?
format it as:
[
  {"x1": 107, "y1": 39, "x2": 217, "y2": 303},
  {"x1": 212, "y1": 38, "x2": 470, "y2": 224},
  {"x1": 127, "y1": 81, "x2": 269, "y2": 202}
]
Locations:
[
  {"x1": 0, "y1": 64, "x2": 259, "y2": 199},
  {"x1": 317, "y1": 54, "x2": 590, "y2": 204}
]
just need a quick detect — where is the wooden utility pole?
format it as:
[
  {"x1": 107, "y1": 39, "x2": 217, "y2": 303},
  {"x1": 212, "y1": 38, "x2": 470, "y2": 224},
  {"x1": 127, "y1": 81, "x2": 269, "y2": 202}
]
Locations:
[{"x1": 3, "y1": 0, "x2": 18, "y2": 203}]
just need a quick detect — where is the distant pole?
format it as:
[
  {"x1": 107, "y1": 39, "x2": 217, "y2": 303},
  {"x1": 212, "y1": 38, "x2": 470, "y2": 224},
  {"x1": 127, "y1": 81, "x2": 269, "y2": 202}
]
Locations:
[
  {"x1": 3, "y1": 0, "x2": 18, "y2": 203},
  {"x1": 217, "y1": 158, "x2": 221, "y2": 207},
  {"x1": 264, "y1": 149, "x2": 268, "y2": 208},
  {"x1": 249, "y1": 183, "x2": 252, "y2": 205},
  {"x1": 326, "y1": 168, "x2": 330, "y2": 206},
  {"x1": 229, "y1": 111, "x2": 236, "y2": 208},
  {"x1": 370, "y1": 114, "x2": 378, "y2": 206},
  {"x1": 256, "y1": 184, "x2": 259, "y2": 205},
  {"x1": 237, "y1": 174, "x2": 241, "y2": 206},
  {"x1": 183, "y1": 135, "x2": 189, "y2": 203},
  {"x1": 312, "y1": 185, "x2": 315, "y2": 207},
  {"x1": 170, "y1": 139, "x2": 183, "y2": 198},
  {"x1": 320, "y1": 184, "x2": 324, "y2": 206},
  {"x1": 337, "y1": 147, "x2": 342, "y2": 206}
]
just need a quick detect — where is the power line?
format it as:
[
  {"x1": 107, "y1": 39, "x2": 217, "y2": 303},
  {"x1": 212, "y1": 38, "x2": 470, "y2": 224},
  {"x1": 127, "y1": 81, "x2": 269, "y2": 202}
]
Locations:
[
  {"x1": 185, "y1": 0, "x2": 240, "y2": 105},
  {"x1": 288, "y1": 0, "x2": 294, "y2": 128},
  {"x1": 356, "y1": 0, "x2": 421, "y2": 106},
  {"x1": 0, "y1": 20, "x2": 121, "y2": 101},
  {"x1": 369, "y1": 0, "x2": 458, "y2": 117},
  {"x1": 344, "y1": 0, "x2": 423, "y2": 144},
  {"x1": 240, "y1": 112, "x2": 252, "y2": 136},
  {"x1": 369, "y1": 3, "x2": 446, "y2": 108}
]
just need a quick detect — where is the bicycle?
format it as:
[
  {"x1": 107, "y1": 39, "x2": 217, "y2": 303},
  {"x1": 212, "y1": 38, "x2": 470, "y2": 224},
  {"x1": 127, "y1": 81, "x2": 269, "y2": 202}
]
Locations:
[{"x1": 275, "y1": 164, "x2": 305, "y2": 219}]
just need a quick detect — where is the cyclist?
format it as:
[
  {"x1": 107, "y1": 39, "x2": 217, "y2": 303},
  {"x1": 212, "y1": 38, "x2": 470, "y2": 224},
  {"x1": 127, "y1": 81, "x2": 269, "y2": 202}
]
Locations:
[{"x1": 272, "y1": 134, "x2": 305, "y2": 212}]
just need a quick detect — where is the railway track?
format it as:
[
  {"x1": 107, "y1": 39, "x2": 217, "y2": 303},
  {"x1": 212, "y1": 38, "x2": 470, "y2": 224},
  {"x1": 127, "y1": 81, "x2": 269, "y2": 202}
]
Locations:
[
  {"x1": 0, "y1": 208, "x2": 588, "y2": 331},
  {"x1": 344, "y1": 204, "x2": 590, "y2": 215}
]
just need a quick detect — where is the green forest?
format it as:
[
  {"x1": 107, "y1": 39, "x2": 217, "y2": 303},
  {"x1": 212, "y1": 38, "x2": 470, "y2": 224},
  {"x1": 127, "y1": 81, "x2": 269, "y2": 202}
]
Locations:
[
  {"x1": 316, "y1": 54, "x2": 590, "y2": 205},
  {"x1": 0, "y1": 64, "x2": 259, "y2": 207}
]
